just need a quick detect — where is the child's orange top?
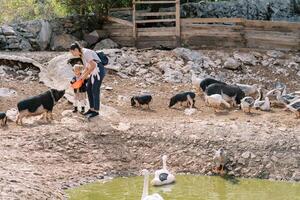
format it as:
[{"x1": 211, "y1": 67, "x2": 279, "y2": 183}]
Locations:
[{"x1": 71, "y1": 79, "x2": 83, "y2": 89}]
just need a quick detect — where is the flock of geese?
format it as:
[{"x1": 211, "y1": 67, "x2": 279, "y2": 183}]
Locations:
[{"x1": 192, "y1": 73, "x2": 300, "y2": 117}]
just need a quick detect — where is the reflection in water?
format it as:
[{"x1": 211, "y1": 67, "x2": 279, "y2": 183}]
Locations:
[{"x1": 67, "y1": 175, "x2": 300, "y2": 200}]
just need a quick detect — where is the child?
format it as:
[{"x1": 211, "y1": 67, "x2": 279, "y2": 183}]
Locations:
[{"x1": 70, "y1": 64, "x2": 87, "y2": 113}]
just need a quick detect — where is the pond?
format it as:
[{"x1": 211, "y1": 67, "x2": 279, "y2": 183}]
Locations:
[{"x1": 67, "y1": 175, "x2": 300, "y2": 200}]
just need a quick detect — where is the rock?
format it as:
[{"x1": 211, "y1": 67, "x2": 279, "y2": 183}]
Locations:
[
  {"x1": 93, "y1": 39, "x2": 119, "y2": 50},
  {"x1": 241, "y1": 151, "x2": 251, "y2": 159},
  {"x1": 266, "y1": 50, "x2": 285, "y2": 58},
  {"x1": 0, "y1": 35, "x2": 6, "y2": 49},
  {"x1": 292, "y1": 171, "x2": 300, "y2": 181},
  {"x1": 5, "y1": 108, "x2": 18, "y2": 122},
  {"x1": 1, "y1": 25, "x2": 16, "y2": 36},
  {"x1": 19, "y1": 39, "x2": 32, "y2": 51},
  {"x1": 224, "y1": 58, "x2": 241, "y2": 70},
  {"x1": 111, "y1": 122, "x2": 131, "y2": 131},
  {"x1": 38, "y1": 20, "x2": 52, "y2": 50},
  {"x1": 50, "y1": 34, "x2": 78, "y2": 51},
  {"x1": 233, "y1": 52, "x2": 257, "y2": 66},
  {"x1": 61, "y1": 117, "x2": 78, "y2": 124},
  {"x1": 0, "y1": 88, "x2": 17, "y2": 97},
  {"x1": 105, "y1": 86, "x2": 113, "y2": 91},
  {"x1": 173, "y1": 47, "x2": 204, "y2": 63},
  {"x1": 22, "y1": 20, "x2": 42, "y2": 36},
  {"x1": 61, "y1": 110, "x2": 73, "y2": 117},
  {"x1": 84, "y1": 30, "x2": 100, "y2": 46},
  {"x1": 184, "y1": 108, "x2": 197, "y2": 116},
  {"x1": 96, "y1": 30, "x2": 109, "y2": 39},
  {"x1": 106, "y1": 63, "x2": 121, "y2": 72}
]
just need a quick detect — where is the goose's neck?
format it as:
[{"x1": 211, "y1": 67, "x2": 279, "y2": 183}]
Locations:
[
  {"x1": 276, "y1": 90, "x2": 282, "y2": 101},
  {"x1": 142, "y1": 173, "x2": 149, "y2": 199},
  {"x1": 162, "y1": 158, "x2": 167, "y2": 170}
]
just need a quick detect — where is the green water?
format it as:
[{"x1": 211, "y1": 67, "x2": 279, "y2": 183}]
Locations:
[{"x1": 67, "y1": 175, "x2": 300, "y2": 200}]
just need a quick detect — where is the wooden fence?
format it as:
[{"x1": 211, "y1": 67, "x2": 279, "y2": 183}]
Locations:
[{"x1": 103, "y1": 3, "x2": 300, "y2": 51}]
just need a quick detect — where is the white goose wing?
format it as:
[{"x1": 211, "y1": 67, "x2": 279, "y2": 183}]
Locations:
[
  {"x1": 143, "y1": 193, "x2": 164, "y2": 200},
  {"x1": 254, "y1": 100, "x2": 265, "y2": 108}
]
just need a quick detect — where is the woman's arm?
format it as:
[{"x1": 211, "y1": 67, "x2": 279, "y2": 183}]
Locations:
[{"x1": 80, "y1": 60, "x2": 97, "y2": 80}]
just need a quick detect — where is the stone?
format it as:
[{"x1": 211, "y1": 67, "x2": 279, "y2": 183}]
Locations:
[
  {"x1": 1, "y1": 25, "x2": 16, "y2": 36},
  {"x1": 0, "y1": 35, "x2": 6, "y2": 49},
  {"x1": 233, "y1": 52, "x2": 257, "y2": 66},
  {"x1": 5, "y1": 108, "x2": 19, "y2": 122},
  {"x1": 224, "y1": 58, "x2": 241, "y2": 70},
  {"x1": 22, "y1": 20, "x2": 42, "y2": 36},
  {"x1": 173, "y1": 47, "x2": 204, "y2": 63},
  {"x1": 241, "y1": 151, "x2": 251, "y2": 159},
  {"x1": 96, "y1": 29, "x2": 109, "y2": 39},
  {"x1": 93, "y1": 39, "x2": 119, "y2": 50},
  {"x1": 266, "y1": 50, "x2": 285, "y2": 58},
  {"x1": 111, "y1": 122, "x2": 131, "y2": 131},
  {"x1": 19, "y1": 39, "x2": 32, "y2": 51},
  {"x1": 38, "y1": 20, "x2": 52, "y2": 50},
  {"x1": 0, "y1": 88, "x2": 17, "y2": 97},
  {"x1": 184, "y1": 108, "x2": 197, "y2": 116},
  {"x1": 61, "y1": 110, "x2": 73, "y2": 117},
  {"x1": 292, "y1": 172, "x2": 300, "y2": 181},
  {"x1": 50, "y1": 34, "x2": 78, "y2": 51},
  {"x1": 84, "y1": 30, "x2": 100, "y2": 46}
]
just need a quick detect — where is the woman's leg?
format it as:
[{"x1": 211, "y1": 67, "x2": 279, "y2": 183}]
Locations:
[
  {"x1": 86, "y1": 77, "x2": 94, "y2": 110},
  {"x1": 92, "y1": 78, "x2": 101, "y2": 111}
]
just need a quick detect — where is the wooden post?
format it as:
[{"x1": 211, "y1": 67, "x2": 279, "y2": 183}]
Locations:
[
  {"x1": 175, "y1": 0, "x2": 181, "y2": 47},
  {"x1": 133, "y1": 0, "x2": 137, "y2": 47}
]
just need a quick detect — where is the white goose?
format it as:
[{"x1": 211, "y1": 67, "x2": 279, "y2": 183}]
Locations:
[
  {"x1": 151, "y1": 155, "x2": 175, "y2": 186},
  {"x1": 240, "y1": 96, "x2": 255, "y2": 113},
  {"x1": 141, "y1": 169, "x2": 164, "y2": 200},
  {"x1": 253, "y1": 88, "x2": 271, "y2": 111},
  {"x1": 286, "y1": 99, "x2": 300, "y2": 118},
  {"x1": 275, "y1": 81, "x2": 287, "y2": 95},
  {"x1": 266, "y1": 89, "x2": 300, "y2": 105}
]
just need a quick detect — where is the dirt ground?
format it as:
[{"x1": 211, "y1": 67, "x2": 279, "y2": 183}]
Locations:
[{"x1": 0, "y1": 51, "x2": 299, "y2": 199}]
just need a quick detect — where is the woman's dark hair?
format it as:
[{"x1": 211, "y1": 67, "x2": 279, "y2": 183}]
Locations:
[{"x1": 70, "y1": 41, "x2": 82, "y2": 53}]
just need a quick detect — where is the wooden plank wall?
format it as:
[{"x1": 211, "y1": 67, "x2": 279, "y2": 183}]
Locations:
[
  {"x1": 102, "y1": 22, "x2": 134, "y2": 47},
  {"x1": 244, "y1": 20, "x2": 300, "y2": 51},
  {"x1": 103, "y1": 18, "x2": 300, "y2": 51},
  {"x1": 181, "y1": 18, "x2": 246, "y2": 48}
]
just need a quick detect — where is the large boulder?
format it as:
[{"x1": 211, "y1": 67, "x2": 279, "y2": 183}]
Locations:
[
  {"x1": 50, "y1": 34, "x2": 78, "y2": 51},
  {"x1": 83, "y1": 30, "x2": 100, "y2": 46},
  {"x1": 38, "y1": 20, "x2": 52, "y2": 50},
  {"x1": 93, "y1": 38, "x2": 119, "y2": 50}
]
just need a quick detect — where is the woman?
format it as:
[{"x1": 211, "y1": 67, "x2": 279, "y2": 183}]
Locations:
[{"x1": 69, "y1": 42, "x2": 106, "y2": 119}]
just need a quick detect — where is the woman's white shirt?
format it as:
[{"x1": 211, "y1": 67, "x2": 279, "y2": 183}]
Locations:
[{"x1": 82, "y1": 48, "x2": 101, "y2": 84}]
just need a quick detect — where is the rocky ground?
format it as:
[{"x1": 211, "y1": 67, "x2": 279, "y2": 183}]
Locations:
[{"x1": 0, "y1": 48, "x2": 299, "y2": 199}]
